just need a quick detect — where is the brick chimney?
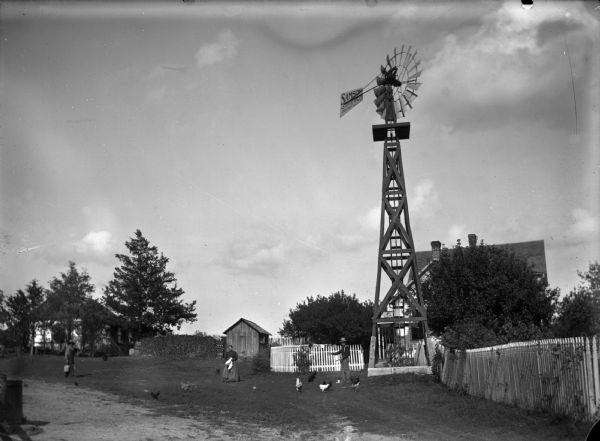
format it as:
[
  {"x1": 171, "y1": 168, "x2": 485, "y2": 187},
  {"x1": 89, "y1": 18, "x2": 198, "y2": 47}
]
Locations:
[
  {"x1": 468, "y1": 234, "x2": 477, "y2": 248},
  {"x1": 431, "y1": 241, "x2": 441, "y2": 261}
]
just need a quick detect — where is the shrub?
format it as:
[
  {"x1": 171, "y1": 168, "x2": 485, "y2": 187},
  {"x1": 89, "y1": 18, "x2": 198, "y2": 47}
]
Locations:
[
  {"x1": 431, "y1": 344, "x2": 444, "y2": 382},
  {"x1": 293, "y1": 347, "x2": 311, "y2": 374},
  {"x1": 251, "y1": 350, "x2": 271, "y2": 374}
]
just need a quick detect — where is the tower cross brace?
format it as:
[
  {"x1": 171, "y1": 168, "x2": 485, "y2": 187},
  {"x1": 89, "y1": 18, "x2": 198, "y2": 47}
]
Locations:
[{"x1": 368, "y1": 123, "x2": 431, "y2": 368}]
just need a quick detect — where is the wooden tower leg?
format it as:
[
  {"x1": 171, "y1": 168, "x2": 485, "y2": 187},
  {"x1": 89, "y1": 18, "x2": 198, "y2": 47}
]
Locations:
[{"x1": 369, "y1": 123, "x2": 431, "y2": 369}]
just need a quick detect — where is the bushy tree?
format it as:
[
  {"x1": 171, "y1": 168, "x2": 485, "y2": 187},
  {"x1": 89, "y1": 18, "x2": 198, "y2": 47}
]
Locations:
[
  {"x1": 103, "y1": 230, "x2": 197, "y2": 341},
  {"x1": 45, "y1": 262, "x2": 95, "y2": 341},
  {"x1": 422, "y1": 241, "x2": 558, "y2": 349},
  {"x1": 553, "y1": 261, "x2": 600, "y2": 337},
  {"x1": 0, "y1": 280, "x2": 46, "y2": 351},
  {"x1": 80, "y1": 298, "x2": 116, "y2": 356},
  {"x1": 279, "y1": 290, "x2": 373, "y2": 349}
]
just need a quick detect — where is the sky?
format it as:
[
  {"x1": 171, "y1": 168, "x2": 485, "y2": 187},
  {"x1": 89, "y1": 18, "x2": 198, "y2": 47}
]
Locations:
[{"x1": 1, "y1": 1, "x2": 599, "y2": 337}]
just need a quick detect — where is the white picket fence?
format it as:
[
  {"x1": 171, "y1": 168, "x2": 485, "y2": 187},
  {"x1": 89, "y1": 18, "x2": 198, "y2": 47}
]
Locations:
[
  {"x1": 441, "y1": 336, "x2": 600, "y2": 422},
  {"x1": 270, "y1": 337, "x2": 308, "y2": 346},
  {"x1": 270, "y1": 344, "x2": 365, "y2": 373}
]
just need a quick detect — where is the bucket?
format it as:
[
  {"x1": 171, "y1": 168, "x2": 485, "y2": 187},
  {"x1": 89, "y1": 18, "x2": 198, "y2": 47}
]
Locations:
[{"x1": 4, "y1": 380, "x2": 23, "y2": 425}]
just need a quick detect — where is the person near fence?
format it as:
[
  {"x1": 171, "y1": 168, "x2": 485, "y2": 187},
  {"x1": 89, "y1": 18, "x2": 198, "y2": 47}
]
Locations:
[
  {"x1": 222, "y1": 345, "x2": 240, "y2": 382},
  {"x1": 64, "y1": 340, "x2": 76, "y2": 377},
  {"x1": 331, "y1": 337, "x2": 351, "y2": 384}
]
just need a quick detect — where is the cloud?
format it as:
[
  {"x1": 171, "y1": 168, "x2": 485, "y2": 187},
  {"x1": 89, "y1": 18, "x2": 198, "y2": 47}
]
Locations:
[
  {"x1": 446, "y1": 224, "x2": 467, "y2": 247},
  {"x1": 419, "y1": 2, "x2": 595, "y2": 132},
  {"x1": 214, "y1": 226, "x2": 325, "y2": 278},
  {"x1": 35, "y1": 231, "x2": 115, "y2": 268},
  {"x1": 359, "y1": 206, "x2": 380, "y2": 232},
  {"x1": 566, "y1": 208, "x2": 599, "y2": 243},
  {"x1": 195, "y1": 29, "x2": 241, "y2": 69},
  {"x1": 409, "y1": 179, "x2": 440, "y2": 219},
  {"x1": 227, "y1": 241, "x2": 287, "y2": 277},
  {"x1": 77, "y1": 231, "x2": 113, "y2": 254}
]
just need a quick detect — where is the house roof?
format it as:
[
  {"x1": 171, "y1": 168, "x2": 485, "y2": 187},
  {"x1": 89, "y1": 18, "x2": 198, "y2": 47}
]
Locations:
[
  {"x1": 223, "y1": 318, "x2": 271, "y2": 336},
  {"x1": 415, "y1": 239, "x2": 547, "y2": 276}
]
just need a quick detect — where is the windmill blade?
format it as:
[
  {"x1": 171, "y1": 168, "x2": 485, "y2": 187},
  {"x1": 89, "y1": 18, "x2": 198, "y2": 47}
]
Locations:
[
  {"x1": 405, "y1": 89, "x2": 419, "y2": 99},
  {"x1": 398, "y1": 94, "x2": 406, "y2": 117},
  {"x1": 407, "y1": 70, "x2": 422, "y2": 82},
  {"x1": 408, "y1": 59, "x2": 421, "y2": 73},
  {"x1": 403, "y1": 53, "x2": 415, "y2": 70},
  {"x1": 396, "y1": 44, "x2": 405, "y2": 68},
  {"x1": 403, "y1": 94, "x2": 414, "y2": 109},
  {"x1": 405, "y1": 82, "x2": 422, "y2": 91},
  {"x1": 386, "y1": 54, "x2": 393, "y2": 69}
]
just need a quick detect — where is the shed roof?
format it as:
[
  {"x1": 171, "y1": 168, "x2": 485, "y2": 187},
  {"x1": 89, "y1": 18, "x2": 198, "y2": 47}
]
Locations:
[{"x1": 223, "y1": 318, "x2": 271, "y2": 336}]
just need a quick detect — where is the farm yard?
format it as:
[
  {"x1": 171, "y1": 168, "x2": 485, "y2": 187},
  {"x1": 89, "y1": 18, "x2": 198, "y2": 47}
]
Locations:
[{"x1": 0, "y1": 354, "x2": 591, "y2": 441}]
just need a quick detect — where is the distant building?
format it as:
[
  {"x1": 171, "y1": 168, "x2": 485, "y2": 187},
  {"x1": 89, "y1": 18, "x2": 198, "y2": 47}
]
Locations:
[
  {"x1": 414, "y1": 233, "x2": 547, "y2": 281},
  {"x1": 223, "y1": 318, "x2": 271, "y2": 358}
]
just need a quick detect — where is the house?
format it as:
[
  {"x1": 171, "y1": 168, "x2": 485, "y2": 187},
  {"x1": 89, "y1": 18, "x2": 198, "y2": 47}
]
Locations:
[
  {"x1": 223, "y1": 318, "x2": 271, "y2": 358},
  {"x1": 378, "y1": 233, "x2": 548, "y2": 356},
  {"x1": 415, "y1": 233, "x2": 547, "y2": 280}
]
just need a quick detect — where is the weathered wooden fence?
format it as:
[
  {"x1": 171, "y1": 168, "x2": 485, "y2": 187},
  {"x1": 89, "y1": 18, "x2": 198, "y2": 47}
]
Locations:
[
  {"x1": 271, "y1": 344, "x2": 365, "y2": 373},
  {"x1": 441, "y1": 336, "x2": 600, "y2": 422}
]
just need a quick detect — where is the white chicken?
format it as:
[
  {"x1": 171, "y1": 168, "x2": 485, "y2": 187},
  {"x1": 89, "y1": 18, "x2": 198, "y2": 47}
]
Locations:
[
  {"x1": 295, "y1": 377, "x2": 303, "y2": 392},
  {"x1": 225, "y1": 357, "x2": 233, "y2": 371},
  {"x1": 319, "y1": 381, "x2": 332, "y2": 392}
]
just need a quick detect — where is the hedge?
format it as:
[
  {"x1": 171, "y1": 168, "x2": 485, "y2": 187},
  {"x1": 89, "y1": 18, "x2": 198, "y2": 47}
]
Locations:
[{"x1": 136, "y1": 335, "x2": 219, "y2": 359}]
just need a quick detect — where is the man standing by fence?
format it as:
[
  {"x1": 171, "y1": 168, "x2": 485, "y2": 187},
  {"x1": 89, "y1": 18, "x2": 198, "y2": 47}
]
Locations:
[{"x1": 331, "y1": 337, "x2": 351, "y2": 384}]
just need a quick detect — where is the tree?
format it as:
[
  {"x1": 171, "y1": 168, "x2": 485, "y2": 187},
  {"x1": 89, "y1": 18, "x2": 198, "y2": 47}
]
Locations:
[
  {"x1": 421, "y1": 241, "x2": 558, "y2": 350},
  {"x1": 3, "y1": 290, "x2": 31, "y2": 350},
  {"x1": 80, "y1": 298, "x2": 116, "y2": 356},
  {"x1": 553, "y1": 261, "x2": 600, "y2": 337},
  {"x1": 26, "y1": 280, "x2": 45, "y2": 355},
  {"x1": 1, "y1": 280, "x2": 46, "y2": 352},
  {"x1": 46, "y1": 262, "x2": 95, "y2": 341},
  {"x1": 279, "y1": 291, "x2": 373, "y2": 349},
  {"x1": 103, "y1": 230, "x2": 197, "y2": 341}
]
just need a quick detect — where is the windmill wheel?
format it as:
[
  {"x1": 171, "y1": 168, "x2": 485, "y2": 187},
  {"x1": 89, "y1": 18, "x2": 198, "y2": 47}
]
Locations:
[{"x1": 383, "y1": 46, "x2": 423, "y2": 118}]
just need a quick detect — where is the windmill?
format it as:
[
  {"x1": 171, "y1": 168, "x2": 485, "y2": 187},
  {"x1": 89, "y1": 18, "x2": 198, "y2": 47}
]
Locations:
[{"x1": 340, "y1": 46, "x2": 431, "y2": 369}]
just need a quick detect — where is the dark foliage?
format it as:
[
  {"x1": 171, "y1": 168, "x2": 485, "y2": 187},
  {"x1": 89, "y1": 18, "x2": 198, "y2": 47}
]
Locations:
[
  {"x1": 0, "y1": 280, "x2": 46, "y2": 350},
  {"x1": 279, "y1": 290, "x2": 373, "y2": 356},
  {"x1": 421, "y1": 240, "x2": 558, "y2": 349},
  {"x1": 553, "y1": 261, "x2": 600, "y2": 337},
  {"x1": 251, "y1": 350, "x2": 271, "y2": 374},
  {"x1": 45, "y1": 262, "x2": 95, "y2": 341},
  {"x1": 103, "y1": 230, "x2": 197, "y2": 340}
]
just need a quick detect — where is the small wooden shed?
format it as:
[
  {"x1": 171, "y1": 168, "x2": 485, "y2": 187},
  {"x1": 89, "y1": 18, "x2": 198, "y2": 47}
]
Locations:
[{"x1": 223, "y1": 318, "x2": 271, "y2": 358}]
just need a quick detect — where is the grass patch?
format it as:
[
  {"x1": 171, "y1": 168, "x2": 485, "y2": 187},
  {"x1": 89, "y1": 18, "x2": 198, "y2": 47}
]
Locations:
[{"x1": 0, "y1": 354, "x2": 590, "y2": 440}]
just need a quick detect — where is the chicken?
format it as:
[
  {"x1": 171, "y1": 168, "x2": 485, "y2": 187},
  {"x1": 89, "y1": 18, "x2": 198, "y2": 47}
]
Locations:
[
  {"x1": 307, "y1": 371, "x2": 317, "y2": 382},
  {"x1": 225, "y1": 357, "x2": 233, "y2": 371},
  {"x1": 350, "y1": 375, "x2": 360, "y2": 391},
  {"x1": 295, "y1": 377, "x2": 303, "y2": 392},
  {"x1": 319, "y1": 381, "x2": 332, "y2": 392},
  {"x1": 180, "y1": 381, "x2": 194, "y2": 392},
  {"x1": 150, "y1": 391, "x2": 160, "y2": 400}
]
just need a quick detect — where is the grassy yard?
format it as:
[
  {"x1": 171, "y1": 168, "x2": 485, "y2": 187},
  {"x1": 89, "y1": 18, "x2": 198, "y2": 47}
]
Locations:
[{"x1": 0, "y1": 354, "x2": 592, "y2": 440}]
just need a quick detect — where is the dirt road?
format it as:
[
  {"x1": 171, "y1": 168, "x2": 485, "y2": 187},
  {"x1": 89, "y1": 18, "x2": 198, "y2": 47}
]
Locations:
[{"x1": 21, "y1": 380, "x2": 401, "y2": 441}]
